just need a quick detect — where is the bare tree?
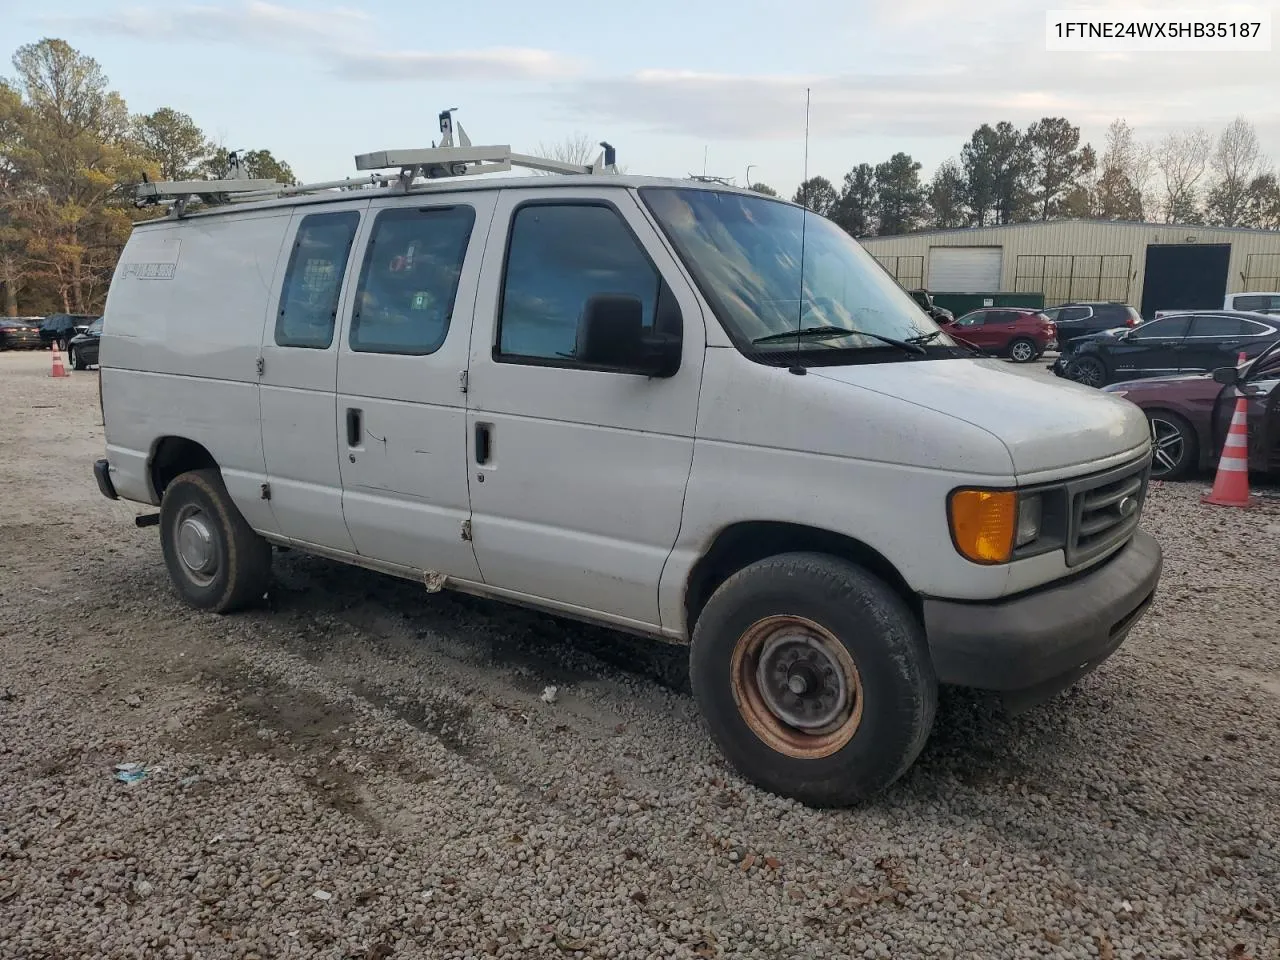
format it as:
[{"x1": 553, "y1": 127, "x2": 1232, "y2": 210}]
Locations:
[
  {"x1": 1205, "y1": 117, "x2": 1265, "y2": 226},
  {"x1": 1153, "y1": 128, "x2": 1211, "y2": 223},
  {"x1": 533, "y1": 132, "x2": 598, "y2": 173},
  {"x1": 1094, "y1": 119, "x2": 1144, "y2": 220}
]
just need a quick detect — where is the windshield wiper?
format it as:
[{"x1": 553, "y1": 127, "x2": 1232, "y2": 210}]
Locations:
[
  {"x1": 904, "y1": 330, "x2": 943, "y2": 345},
  {"x1": 752, "y1": 325, "x2": 925, "y2": 355}
]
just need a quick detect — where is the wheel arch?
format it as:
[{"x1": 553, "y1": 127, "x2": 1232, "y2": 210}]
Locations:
[
  {"x1": 684, "y1": 521, "x2": 918, "y2": 635},
  {"x1": 149, "y1": 436, "x2": 219, "y2": 501}
]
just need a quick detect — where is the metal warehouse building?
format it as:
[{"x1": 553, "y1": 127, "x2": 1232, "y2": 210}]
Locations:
[{"x1": 859, "y1": 220, "x2": 1280, "y2": 318}]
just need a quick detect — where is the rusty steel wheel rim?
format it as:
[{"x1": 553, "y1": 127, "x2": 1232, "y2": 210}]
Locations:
[{"x1": 730, "y1": 615, "x2": 863, "y2": 760}]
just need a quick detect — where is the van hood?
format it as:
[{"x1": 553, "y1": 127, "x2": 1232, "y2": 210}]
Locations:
[{"x1": 810, "y1": 357, "x2": 1150, "y2": 478}]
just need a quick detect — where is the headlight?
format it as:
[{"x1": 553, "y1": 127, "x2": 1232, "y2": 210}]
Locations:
[
  {"x1": 1015, "y1": 494, "x2": 1042, "y2": 548},
  {"x1": 949, "y1": 490, "x2": 1043, "y2": 563}
]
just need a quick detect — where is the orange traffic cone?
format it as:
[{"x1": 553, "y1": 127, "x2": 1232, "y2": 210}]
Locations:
[
  {"x1": 1202, "y1": 395, "x2": 1252, "y2": 508},
  {"x1": 49, "y1": 344, "x2": 70, "y2": 378}
]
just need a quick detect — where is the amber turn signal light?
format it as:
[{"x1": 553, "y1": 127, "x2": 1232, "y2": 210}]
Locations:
[{"x1": 948, "y1": 489, "x2": 1017, "y2": 564}]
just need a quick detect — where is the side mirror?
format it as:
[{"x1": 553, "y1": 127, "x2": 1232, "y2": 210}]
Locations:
[
  {"x1": 1212, "y1": 365, "x2": 1242, "y2": 385},
  {"x1": 576, "y1": 294, "x2": 681, "y2": 377}
]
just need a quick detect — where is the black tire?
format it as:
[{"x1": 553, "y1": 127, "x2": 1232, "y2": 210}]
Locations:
[
  {"x1": 1068, "y1": 355, "x2": 1107, "y2": 387},
  {"x1": 69, "y1": 346, "x2": 86, "y2": 370},
  {"x1": 689, "y1": 552, "x2": 937, "y2": 807},
  {"x1": 159, "y1": 468, "x2": 272, "y2": 613},
  {"x1": 1007, "y1": 337, "x2": 1037, "y2": 363},
  {"x1": 1147, "y1": 409, "x2": 1197, "y2": 481}
]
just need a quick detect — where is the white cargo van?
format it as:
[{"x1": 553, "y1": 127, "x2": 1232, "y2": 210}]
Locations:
[
  {"x1": 1223, "y1": 291, "x2": 1280, "y2": 314},
  {"x1": 94, "y1": 126, "x2": 1162, "y2": 805}
]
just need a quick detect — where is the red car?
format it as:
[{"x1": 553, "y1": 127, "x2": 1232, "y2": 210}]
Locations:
[
  {"x1": 1101, "y1": 337, "x2": 1280, "y2": 480},
  {"x1": 942, "y1": 308, "x2": 1057, "y2": 363}
]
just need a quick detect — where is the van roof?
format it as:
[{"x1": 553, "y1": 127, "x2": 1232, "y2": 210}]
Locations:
[{"x1": 130, "y1": 174, "x2": 790, "y2": 230}]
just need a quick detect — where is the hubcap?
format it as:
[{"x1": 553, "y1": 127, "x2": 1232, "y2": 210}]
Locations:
[
  {"x1": 730, "y1": 615, "x2": 863, "y2": 760},
  {"x1": 174, "y1": 505, "x2": 219, "y2": 585},
  {"x1": 1149, "y1": 417, "x2": 1184, "y2": 476},
  {"x1": 1072, "y1": 359, "x2": 1103, "y2": 386},
  {"x1": 1011, "y1": 341, "x2": 1033, "y2": 361}
]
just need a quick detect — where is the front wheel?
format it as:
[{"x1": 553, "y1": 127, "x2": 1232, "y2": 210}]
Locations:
[
  {"x1": 1007, "y1": 338, "x2": 1037, "y2": 363},
  {"x1": 69, "y1": 346, "x2": 86, "y2": 370},
  {"x1": 1148, "y1": 411, "x2": 1197, "y2": 480},
  {"x1": 689, "y1": 553, "x2": 937, "y2": 807},
  {"x1": 159, "y1": 468, "x2": 272, "y2": 613},
  {"x1": 1069, "y1": 355, "x2": 1107, "y2": 387}
]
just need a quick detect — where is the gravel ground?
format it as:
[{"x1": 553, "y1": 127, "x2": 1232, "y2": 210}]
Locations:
[{"x1": 1, "y1": 350, "x2": 1277, "y2": 960}]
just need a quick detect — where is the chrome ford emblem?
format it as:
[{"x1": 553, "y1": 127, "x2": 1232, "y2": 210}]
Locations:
[{"x1": 1117, "y1": 496, "x2": 1137, "y2": 517}]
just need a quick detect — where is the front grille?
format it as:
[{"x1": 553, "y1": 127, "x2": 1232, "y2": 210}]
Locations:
[{"x1": 1064, "y1": 455, "x2": 1150, "y2": 567}]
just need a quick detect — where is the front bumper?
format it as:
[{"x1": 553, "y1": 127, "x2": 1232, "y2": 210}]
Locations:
[{"x1": 922, "y1": 529, "x2": 1162, "y2": 711}]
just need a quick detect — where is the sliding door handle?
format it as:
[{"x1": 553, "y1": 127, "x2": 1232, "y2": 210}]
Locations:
[
  {"x1": 475, "y1": 422, "x2": 492, "y2": 464},
  {"x1": 346, "y1": 408, "x2": 362, "y2": 447}
]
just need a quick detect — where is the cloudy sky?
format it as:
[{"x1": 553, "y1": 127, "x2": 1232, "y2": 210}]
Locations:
[{"x1": 8, "y1": 0, "x2": 1280, "y2": 195}]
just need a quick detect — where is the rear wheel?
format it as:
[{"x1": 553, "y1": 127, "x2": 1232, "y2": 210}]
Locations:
[
  {"x1": 70, "y1": 346, "x2": 86, "y2": 370},
  {"x1": 689, "y1": 552, "x2": 937, "y2": 807},
  {"x1": 159, "y1": 468, "x2": 272, "y2": 613},
  {"x1": 1147, "y1": 410, "x2": 1197, "y2": 480},
  {"x1": 1008, "y1": 338, "x2": 1037, "y2": 363}
]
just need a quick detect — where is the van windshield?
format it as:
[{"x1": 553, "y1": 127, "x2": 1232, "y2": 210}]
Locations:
[{"x1": 640, "y1": 187, "x2": 962, "y2": 365}]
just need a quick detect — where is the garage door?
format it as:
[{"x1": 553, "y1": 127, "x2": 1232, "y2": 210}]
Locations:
[{"x1": 928, "y1": 247, "x2": 1003, "y2": 292}]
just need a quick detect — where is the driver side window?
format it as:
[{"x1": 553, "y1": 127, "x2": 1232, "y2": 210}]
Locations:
[
  {"x1": 1131, "y1": 316, "x2": 1190, "y2": 340},
  {"x1": 956, "y1": 312, "x2": 984, "y2": 327}
]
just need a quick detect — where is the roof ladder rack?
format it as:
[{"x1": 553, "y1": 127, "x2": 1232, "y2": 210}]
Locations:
[{"x1": 133, "y1": 109, "x2": 619, "y2": 217}]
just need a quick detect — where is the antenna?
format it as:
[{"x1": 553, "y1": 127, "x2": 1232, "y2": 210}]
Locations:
[{"x1": 790, "y1": 87, "x2": 811, "y2": 376}]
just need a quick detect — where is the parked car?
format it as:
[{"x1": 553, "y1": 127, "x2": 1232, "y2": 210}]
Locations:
[
  {"x1": 1042, "y1": 302, "x2": 1142, "y2": 349},
  {"x1": 1103, "y1": 337, "x2": 1280, "y2": 480},
  {"x1": 39, "y1": 313, "x2": 98, "y2": 351},
  {"x1": 68, "y1": 317, "x2": 103, "y2": 369},
  {"x1": 94, "y1": 155, "x2": 1163, "y2": 806},
  {"x1": 0, "y1": 317, "x2": 45, "y2": 350},
  {"x1": 941, "y1": 307, "x2": 1056, "y2": 362},
  {"x1": 1052, "y1": 310, "x2": 1280, "y2": 388},
  {"x1": 1223, "y1": 292, "x2": 1280, "y2": 314},
  {"x1": 908, "y1": 289, "x2": 955, "y2": 325}
]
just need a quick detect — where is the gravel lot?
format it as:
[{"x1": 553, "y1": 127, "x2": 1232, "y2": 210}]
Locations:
[{"x1": 1, "y1": 350, "x2": 1277, "y2": 960}]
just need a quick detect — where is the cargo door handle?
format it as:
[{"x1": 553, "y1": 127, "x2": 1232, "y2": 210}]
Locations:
[
  {"x1": 475, "y1": 423, "x2": 492, "y2": 465},
  {"x1": 346, "y1": 408, "x2": 362, "y2": 447}
]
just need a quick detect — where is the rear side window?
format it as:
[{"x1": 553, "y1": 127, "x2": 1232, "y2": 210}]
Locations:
[
  {"x1": 1058, "y1": 306, "x2": 1091, "y2": 321},
  {"x1": 275, "y1": 211, "x2": 360, "y2": 349},
  {"x1": 497, "y1": 203, "x2": 659, "y2": 363},
  {"x1": 1188, "y1": 315, "x2": 1246, "y2": 338},
  {"x1": 350, "y1": 205, "x2": 476, "y2": 356},
  {"x1": 985, "y1": 311, "x2": 1015, "y2": 324}
]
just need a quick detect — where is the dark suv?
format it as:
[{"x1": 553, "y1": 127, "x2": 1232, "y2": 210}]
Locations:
[
  {"x1": 1042, "y1": 302, "x2": 1141, "y2": 350},
  {"x1": 908, "y1": 289, "x2": 955, "y2": 325},
  {"x1": 39, "y1": 313, "x2": 98, "y2": 351}
]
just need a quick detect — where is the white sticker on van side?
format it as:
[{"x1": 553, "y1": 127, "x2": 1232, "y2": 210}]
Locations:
[{"x1": 121, "y1": 236, "x2": 181, "y2": 280}]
